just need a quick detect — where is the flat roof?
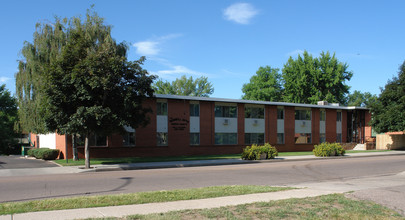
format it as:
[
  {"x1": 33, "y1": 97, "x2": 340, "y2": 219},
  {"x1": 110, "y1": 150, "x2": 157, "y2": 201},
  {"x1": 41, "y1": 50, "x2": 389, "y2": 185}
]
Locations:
[{"x1": 155, "y1": 94, "x2": 369, "y2": 110}]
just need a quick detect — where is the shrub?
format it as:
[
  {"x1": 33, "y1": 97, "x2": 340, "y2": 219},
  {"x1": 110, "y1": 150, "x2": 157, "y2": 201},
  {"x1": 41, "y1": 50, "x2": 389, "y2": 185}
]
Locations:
[
  {"x1": 241, "y1": 143, "x2": 278, "y2": 160},
  {"x1": 26, "y1": 148, "x2": 60, "y2": 160},
  {"x1": 313, "y1": 142, "x2": 345, "y2": 157}
]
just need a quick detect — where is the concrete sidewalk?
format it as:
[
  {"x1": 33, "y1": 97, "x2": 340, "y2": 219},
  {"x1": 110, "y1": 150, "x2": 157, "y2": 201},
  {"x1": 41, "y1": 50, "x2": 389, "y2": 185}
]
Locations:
[
  {"x1": 0, "y1": 150, "x2": 404, "y2": 177},
  {"x1": 2, "y1": 170, "x2": 405, "y2": 220}
]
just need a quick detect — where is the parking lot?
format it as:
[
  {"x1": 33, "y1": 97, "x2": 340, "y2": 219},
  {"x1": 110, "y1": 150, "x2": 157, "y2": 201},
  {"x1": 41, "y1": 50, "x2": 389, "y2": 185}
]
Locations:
[{"x1": 0, "y1": 155, "x2": 58, "y2": 169}]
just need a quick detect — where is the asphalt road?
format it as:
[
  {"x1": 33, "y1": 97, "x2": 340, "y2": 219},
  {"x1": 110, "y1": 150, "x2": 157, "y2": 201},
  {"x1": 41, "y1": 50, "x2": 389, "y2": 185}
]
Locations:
[
  {"x1": 0, "y1": 155, "x2": 58, "y2": 169},
  {"x1": 0, "y1": 155, "x2": 404, "y2": 203}
]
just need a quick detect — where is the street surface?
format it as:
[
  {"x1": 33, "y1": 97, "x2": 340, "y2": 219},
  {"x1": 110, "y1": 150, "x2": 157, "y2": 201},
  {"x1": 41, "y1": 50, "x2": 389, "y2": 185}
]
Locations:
[{"x1": 0, "y1": 155, "x2": 404, "y2": 204}]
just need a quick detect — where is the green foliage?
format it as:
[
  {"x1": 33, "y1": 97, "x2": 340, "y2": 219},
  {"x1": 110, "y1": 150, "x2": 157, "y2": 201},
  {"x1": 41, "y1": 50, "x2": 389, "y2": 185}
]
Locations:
[
  {"x1": 153, "y1": 75, "x2": 214, "y2": 97},
  {"x1": 241, "y1": 143, "x2": 278, "y2": 160},
  {"x1": 242, "y1": 66, "x2": 283, "y2": 101},
  {"x1": 313, "y1": 142, "x2": 345, "y2": 157},
  {"x1": 282, "y1": 51, "x2": 352, "y2": 104},
  {"x1": 0, "y1": 84, "x2": 19, "y2": 154},
  {"x1": 27, "y1": 148, "x2": 60, "y2": 160},
  {"x1": 370, "y1": 61, "x2": 405, "y2": 133},
  {"x1": 347, "y1": 90, "x2": 378, "y2": 107}
]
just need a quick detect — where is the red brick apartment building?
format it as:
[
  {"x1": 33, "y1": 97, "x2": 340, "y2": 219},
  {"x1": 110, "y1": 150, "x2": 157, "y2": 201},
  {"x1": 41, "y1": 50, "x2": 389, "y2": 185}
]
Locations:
[{"x1": 29, "y1": 94, "x2": 372, "y2": 159}]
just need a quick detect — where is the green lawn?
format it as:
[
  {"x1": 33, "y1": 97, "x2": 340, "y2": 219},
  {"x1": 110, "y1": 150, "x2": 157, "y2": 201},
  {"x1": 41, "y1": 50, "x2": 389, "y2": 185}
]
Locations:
[
  {"x1": 54, "y1": 150, "x2": 392, "y2": 166},
  {"x1": 0, "y1": 185, "x2": 293, "y2": 215},
  {"x1": 121, "y1": 194, "x2": 403, "y2": 220}
]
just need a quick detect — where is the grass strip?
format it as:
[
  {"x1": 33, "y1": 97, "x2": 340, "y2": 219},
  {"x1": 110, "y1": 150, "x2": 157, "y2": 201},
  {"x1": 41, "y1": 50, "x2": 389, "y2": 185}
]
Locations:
[
  {"x1": 0, "y1": 185, "x2": 293, "y2": 215},
  {"x1": 121, "y1": 194, "x2": 403, "y2": 220}
]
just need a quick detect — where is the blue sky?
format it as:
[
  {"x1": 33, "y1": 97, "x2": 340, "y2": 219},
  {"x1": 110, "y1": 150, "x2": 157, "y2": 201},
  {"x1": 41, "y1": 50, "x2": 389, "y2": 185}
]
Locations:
[{"x1": 1, "y1": 1, "x2": 404, "y2": 101}]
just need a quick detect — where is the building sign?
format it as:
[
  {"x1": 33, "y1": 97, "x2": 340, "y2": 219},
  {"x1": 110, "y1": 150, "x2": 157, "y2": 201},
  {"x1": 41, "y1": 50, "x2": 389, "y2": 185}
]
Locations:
[{"x1": 169, "y1": 117, "x2": 189, "y2": 131}]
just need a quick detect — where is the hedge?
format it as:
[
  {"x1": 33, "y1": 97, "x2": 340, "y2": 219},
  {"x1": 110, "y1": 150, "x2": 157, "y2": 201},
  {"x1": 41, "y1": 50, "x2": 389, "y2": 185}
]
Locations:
[
  {"x1": 27, "y1": 148, "x2": 60, "y2": 160},
  {"x1": 313, "y1": 142, "x2": 345, "y2": 157},
  {"x1": 241, "y1": 143, "x2": 278, "y2": 160}
]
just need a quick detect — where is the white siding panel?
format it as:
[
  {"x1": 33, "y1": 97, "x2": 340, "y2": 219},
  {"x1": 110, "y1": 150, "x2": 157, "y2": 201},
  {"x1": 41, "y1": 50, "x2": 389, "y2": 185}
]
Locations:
[
  {"x1": 295, "y1": 120, "x2": 312, "y2": 133},
  {"x1": 215, "y1": 118, "x2": 237, "y2": 133},
  {"x1": 190, "y1": 116, "x2": 200, "y2": 132},
  {"x1": 277, "y1": 119, "x2": 284, "y2": 132},
  {"x1": 157, "y1": 115, "x2": 168, "y2": 132},
  {"x1": 39, "y1": 133, "x2": 56, "y2": 149},
  {"x1": 320, "y1": 121, "x2": 326, "y2": 133},
  {"x1": 245, "y1": 118, "x2": 265, "y2": 133}
]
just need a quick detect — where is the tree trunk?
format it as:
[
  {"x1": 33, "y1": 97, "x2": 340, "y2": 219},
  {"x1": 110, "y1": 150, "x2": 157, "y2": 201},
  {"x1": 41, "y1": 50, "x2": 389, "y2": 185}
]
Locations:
[
  {"x1": 72, "y1": 134, "x2": 78, "y2": 161},
  {"x1": 85, "y1": 133, "x2": 90, "y2": 169}
]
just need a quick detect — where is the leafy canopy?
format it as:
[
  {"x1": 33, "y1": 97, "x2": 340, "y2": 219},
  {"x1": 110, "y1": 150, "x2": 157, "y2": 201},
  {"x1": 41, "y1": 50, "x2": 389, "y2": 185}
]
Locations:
[
  {"x1": 346, "y1": 90, "x2": 378, "y2": 107},
  {"x1": 370, "y1": 61, "x2": 405, "y2": 133},
  {"x1": 282, "y1": 51, "x2": 352, "y2": 104},
  {"x1": 242, "y1": 66, "x2": 282, "y2": 102},
  {"x1": 153, "y1": 75, "x2": 214, "y2": 97}
]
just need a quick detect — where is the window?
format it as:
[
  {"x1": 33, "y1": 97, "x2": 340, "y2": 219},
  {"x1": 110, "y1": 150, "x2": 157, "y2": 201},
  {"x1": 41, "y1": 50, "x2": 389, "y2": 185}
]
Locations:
[
  {"x1": 215, "y1": 133, "x2": 237, "y2": 145},
  {"x1": 277, "y1": 133, "x2": 284, "y2": 144},
  {"x1": 320, "y1": 133, "x2": 326, "y2": 143},
  {"x1": 76, "y1": 133, "x2": 107, "y2": 146},
  {"x1": 157, "y1": 132, "x2": 168, "y2": 146},
  {"x1": 190, "y1": 104, "x2": 199, "y2": 117},
  {"x1": 337, "y1": 133, "x2": 342, "y2": 143},
  {"x1": 123, "y1": 132, "x2": 135, "y2": 146},
  {"x1": 277, "y1": 108, "x2": 284, "y2": 120},
  {"x1": 295, "y1": 109, "x2": 311, "y2": 120},
  {"x1": 190, "y1": 133, "x2": 200, "y2": 145},
  {"x1": 245, "y1": 133, "x2": 264, "y2": 145},
  {"x1": 157, "y1": 102, "x2": 168, "y2": 115},
  {"x1": 215, "y1": 106, "x2": 237, "y2": 118},
  {"x1": 295, "y1": 133, "x2": 311, "y2": 144},
  {"x1": 320, "y1": 110, "x2": 326, "y2": 121},
  {"x1": 337, "y1": 112, "x2": 342, "y2": 122},
  {"x1": 245, "y1": 107, "x2": 264, "y2": 119}
]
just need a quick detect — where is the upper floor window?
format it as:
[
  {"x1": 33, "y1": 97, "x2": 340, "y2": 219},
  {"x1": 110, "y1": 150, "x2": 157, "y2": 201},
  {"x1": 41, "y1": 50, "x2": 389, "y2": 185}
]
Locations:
[
  {"x1": 337, "y1": 111, "x2": 342, "y2": 122},
  {"x1": 157, "y1": 102, "x2": 168, "y2": 116},
  {"x1": 190, "y1": 104, "x2": 199, "y2": 117},
  {"x1": 320, "y1": 110, "x2": 326, "y2": 121},
  {"x1": 295, "y1": 109, "x2": 311, "y2": 120},
  {"x1": 215, "y1": 105, "x2": 237, "y2": 118},
  {"x1": 245, "y1": 106, "x2": 264, "y2": 119},
  {"x1": 277, "y1": 108, "x2": 284, "y2": 120}
]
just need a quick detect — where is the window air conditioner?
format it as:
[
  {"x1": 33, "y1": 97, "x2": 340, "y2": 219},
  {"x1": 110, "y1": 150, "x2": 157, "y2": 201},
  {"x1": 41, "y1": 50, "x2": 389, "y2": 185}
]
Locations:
[{"x1": 223, "y1": 119, "x2": 229, "y2": 125}]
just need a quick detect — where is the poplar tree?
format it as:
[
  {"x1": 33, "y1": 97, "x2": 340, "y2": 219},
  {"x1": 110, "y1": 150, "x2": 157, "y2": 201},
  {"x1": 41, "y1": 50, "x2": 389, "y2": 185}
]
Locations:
[{"x1": 15, "y1": 9, "x2": 155, "y2": 168}]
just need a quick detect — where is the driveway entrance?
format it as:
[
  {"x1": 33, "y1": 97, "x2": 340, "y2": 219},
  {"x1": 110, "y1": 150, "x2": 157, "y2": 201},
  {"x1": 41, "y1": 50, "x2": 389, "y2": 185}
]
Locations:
[{"x1": 0, "y1": 155, "x2": 58, "y2": 169}]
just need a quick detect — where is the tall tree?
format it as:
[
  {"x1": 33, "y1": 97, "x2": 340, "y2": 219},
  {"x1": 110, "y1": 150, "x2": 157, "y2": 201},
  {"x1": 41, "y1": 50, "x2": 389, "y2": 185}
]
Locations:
[
  {"x1": 282, "y1": 51, "x2": 353, "y2": 104},
  {"x1": 16, "y1": 9, "x2": 155, "y2": 168},
  {"x1": 242, "y1": 66, "x2": 283, "y2": 101},
  {"x1": 370, "y1": 61, "x2": 405, "y2": 133},
  {"x1": 153, "y1": 75, "x2": 214, "y2": 97},
  {"x1": 347, "y1": 90, "x2": 378, "y2": 107},
  {"x1": 0, "y1": 85, "x2": 18, "y2": 154}
]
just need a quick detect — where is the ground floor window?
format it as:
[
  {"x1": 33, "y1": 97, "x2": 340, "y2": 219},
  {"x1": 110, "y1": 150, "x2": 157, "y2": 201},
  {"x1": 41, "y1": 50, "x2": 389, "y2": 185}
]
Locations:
[
  {"x1": 215, "y1": 133, "x2": 237, "y2": 145},
  {"x1": 245, "y1": 133, "x2": 264, "y2": 145},
  {"x1": 277, "y1": 133, "x2": 284, "y2": 144},
  {"x1": 320, "y1": 133, "x2": 326, "y2": 143},
  {"x1": 337, "y1": 133, "x2": 342, "y2": 143},
  {"x1": 123, "y1": 132, "x2": 135, "y2": 146},
  {"x1": 190, "y1": 133, "x2": 200, "y2": 145},
  {"x1": 157, "y1": 132, "x2": 168, "y2": 146},
  {"x1": 295, "y1": 133, "x2": 311, "y2": 144},
  {"x1": 76, "y1": 133, "x2": 107, "y2": 147}
]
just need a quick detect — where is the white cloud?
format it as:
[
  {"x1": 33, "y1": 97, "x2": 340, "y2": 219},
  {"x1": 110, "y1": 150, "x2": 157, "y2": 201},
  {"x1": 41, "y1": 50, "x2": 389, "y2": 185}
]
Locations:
[
  {"x1": 224, "y1": 3, "x2": 258, "y2": 24},
  {"x1": 152, "y1": 65, "x2": 206, "y2": 78},
  {"x1": 133, "y1": 41, "x2": 160, "y2": 56},
  {"x1": 133, "y1": 34, "x2": 182, "y2": 56},
  {"x1": 0, "y1": 77, "x2": 12, "y2": 83}
]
